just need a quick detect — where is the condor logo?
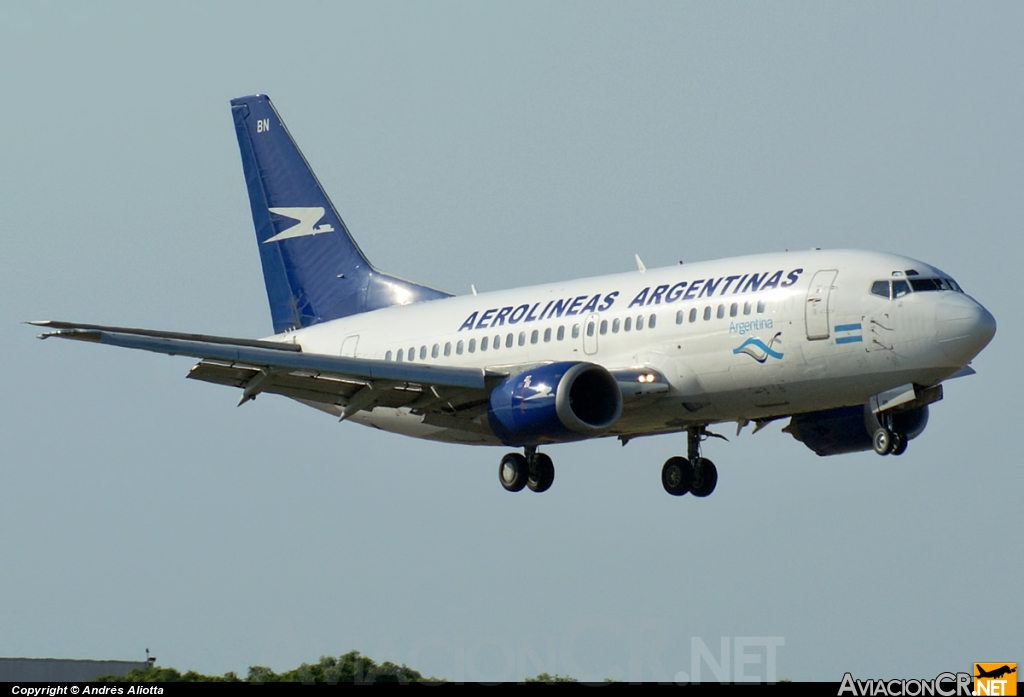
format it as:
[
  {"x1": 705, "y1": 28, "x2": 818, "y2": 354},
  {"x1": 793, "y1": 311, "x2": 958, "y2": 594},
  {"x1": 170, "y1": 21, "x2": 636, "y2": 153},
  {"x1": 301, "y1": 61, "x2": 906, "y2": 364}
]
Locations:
[
  {"x1": 265, "y1": 207, "x2": 336, "y2": 243},
  {"x1": 974, "y1": 664, "x2": 1016, "y2": 696}
]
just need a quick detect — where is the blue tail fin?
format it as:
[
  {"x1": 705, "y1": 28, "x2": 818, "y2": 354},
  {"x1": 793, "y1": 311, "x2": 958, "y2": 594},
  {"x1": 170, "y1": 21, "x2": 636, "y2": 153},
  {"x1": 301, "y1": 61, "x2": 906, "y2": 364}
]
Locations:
[{"x1": 230, "y1": 94, "x2": 452, "y2": 334}]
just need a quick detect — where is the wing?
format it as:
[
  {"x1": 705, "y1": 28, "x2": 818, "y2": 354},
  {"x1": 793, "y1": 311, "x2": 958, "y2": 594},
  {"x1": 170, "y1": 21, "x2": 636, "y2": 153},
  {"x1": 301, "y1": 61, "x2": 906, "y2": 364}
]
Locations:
[{"x1": 31, "y1": 321, "x2": 506, "y2": 434}]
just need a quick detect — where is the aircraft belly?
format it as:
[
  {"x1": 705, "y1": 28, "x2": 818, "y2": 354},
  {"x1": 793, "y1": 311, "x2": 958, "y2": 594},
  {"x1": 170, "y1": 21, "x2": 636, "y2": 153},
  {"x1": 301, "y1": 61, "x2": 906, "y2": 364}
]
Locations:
[{"x1": 351, "y1": 407, "x2": 500, "y2": 445}]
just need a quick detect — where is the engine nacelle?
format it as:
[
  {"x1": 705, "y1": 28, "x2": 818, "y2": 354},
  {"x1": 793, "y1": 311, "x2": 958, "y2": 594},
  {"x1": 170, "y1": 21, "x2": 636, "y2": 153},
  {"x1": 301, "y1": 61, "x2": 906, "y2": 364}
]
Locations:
[
  {"x1": 487, "y1": 361, "x2": 622, "y2": 446},
  {"x1": 786, "y1": 404, "x2": 929, "y2": 456}
]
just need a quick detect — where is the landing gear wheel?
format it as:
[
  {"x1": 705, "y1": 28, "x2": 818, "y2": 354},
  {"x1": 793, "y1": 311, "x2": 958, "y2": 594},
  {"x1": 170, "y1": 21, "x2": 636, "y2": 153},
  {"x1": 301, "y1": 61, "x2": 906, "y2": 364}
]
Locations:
[
  {"x1": 872, "y1": 428, "x2": 892, "y2": 456},
  {"x1": 661, "y1": 456, "x2": 693, "y2": 497},
  {"x1": 527, "y1": 453, "x2": 555, "y2": 493},
  {"x1": 889, "y1": 431, "x2": 907, "y2": 456},
  {"x1": 499, "y1": 453, "x2": 529, "y2": 492},
  {"x1": 690, "y1": 458, "x2": 718, "y2": 498}
]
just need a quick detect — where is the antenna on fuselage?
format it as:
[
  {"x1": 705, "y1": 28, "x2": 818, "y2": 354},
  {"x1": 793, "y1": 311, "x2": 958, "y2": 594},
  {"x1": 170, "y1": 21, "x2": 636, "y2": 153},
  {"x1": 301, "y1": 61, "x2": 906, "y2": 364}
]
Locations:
[{"x1": 634, "y1": 254, "x2": 646, "y2": 273}]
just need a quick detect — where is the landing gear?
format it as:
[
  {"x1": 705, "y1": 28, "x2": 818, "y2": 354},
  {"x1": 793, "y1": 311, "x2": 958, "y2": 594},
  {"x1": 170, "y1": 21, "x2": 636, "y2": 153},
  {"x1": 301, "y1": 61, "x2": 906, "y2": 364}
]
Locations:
[
  {"x1": 661, "y1": 457, "x2": 693, "y2": 496},
  {"x1": 527, "y1": 452, "x2": 555, "y2": 493},
  {"x1": 872, "y1": 427, "x2": 891, "y2": 456},
  {"x1": 499, "y1": 453, "x2": 529, "y2": 492},
  {"x1": 690, "y1": 457, "x2": 718, "y2": 497},
  {"x1": 661, "y1": 427, "x2": 719, "y2": 498},
  {"x1": 499, "y1": 447, "x2": 555, "y2": 493},
  {"x1": 889, "y1": 432, "x2": 907, "y2": 456},
  {"x1": 873, "y1": 412, "x2": 909, "y2": 457}
]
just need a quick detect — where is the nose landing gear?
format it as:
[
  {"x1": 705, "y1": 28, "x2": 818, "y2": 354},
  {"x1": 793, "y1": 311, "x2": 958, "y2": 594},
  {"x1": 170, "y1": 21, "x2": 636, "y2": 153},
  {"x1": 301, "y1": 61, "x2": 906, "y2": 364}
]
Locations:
[{"x1": 872, "y1": 411, "x2": 909, "y2": 456}]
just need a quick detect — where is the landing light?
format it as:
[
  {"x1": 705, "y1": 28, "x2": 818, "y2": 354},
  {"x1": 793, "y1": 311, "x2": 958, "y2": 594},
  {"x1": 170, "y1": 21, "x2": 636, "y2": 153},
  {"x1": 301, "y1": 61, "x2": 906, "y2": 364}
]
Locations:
[{"x1": 638, "y1": 373, "x2": 656, "y2": 383}]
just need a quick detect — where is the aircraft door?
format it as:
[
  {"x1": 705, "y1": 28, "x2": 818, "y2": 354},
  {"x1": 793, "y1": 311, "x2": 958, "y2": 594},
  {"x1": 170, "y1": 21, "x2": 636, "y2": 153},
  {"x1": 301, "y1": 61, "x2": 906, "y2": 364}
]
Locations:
[
  {"x1": 341, "y1": 335, "x2": 359, "y2": 357},
  {"x1": 583, "y1": 313, "x2": 599, "y2": 355},
  {"x1": 805, "y1": 270, "x2": 838, "y2": 341}
]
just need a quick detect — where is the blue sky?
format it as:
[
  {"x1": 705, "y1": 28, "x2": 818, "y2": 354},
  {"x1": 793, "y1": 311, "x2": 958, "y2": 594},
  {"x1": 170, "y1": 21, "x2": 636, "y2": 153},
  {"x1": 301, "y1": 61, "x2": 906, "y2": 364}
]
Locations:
[{"x1": 1, "y1": 2, "x2": 1020, "y2": 682}]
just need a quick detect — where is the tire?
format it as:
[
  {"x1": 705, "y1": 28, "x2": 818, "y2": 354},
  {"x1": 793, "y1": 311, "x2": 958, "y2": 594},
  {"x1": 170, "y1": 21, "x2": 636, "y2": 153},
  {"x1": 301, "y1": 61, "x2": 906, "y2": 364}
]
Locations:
[
  {"x1": 527, "y1": 453, "x2": 555, "y2": 493},
  {"x1": 872, "y1": 428, "x2": 891, "y2": 456},
  {"x1": 661, "y1": 456, "x2": 693, "y2": 496},
  {"x1": 499, "y1": 453, "x2": 529, "y2": 492},
  {"x1": 890, "y1": 432, "x2": 908, "y2": 456},
  {"x1": 690, "y1": 458, "x2": 718, "y2": 497}
]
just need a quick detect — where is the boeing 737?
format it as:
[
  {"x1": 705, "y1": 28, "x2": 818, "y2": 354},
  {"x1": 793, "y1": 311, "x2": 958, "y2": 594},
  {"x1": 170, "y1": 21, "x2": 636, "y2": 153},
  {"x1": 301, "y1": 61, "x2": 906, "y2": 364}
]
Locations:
[{"x1": 31, "y1": 95, "x2": 997, "y2": 497}]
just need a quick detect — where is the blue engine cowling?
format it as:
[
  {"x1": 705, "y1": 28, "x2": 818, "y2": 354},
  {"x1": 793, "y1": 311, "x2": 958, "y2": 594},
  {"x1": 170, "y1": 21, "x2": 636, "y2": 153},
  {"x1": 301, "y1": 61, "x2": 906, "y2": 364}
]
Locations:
[
  {"x1": 786, "y1": 404, "x2": 929, "y2": 456},
  {"x1": 487, "y1": 361, "x2": 623, "y2": 446}
]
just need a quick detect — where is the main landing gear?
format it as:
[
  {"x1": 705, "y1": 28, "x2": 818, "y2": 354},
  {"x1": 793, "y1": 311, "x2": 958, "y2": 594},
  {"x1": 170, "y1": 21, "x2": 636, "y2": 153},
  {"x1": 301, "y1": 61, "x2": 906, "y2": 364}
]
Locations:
[
  {"x1": 662, "y1": 427, "x2": 719, "y2": 498},
  {"x1": 872, "y1": 412, "x2": 908, "y2": 456},
  {"x1": 499, "y1": 446, "x2": 555, "y2": 493}
]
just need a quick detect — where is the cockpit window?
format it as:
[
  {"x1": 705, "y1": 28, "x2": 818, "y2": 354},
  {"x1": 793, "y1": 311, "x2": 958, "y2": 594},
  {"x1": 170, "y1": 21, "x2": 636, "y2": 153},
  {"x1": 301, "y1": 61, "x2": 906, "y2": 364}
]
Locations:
[
  {"x1": 873, "y1": 276, "x2": 964, "y2": 299},
  {"x1": 909, "y1": 277, "x2": 963, "y2": 293},
  {"x1": 910, "y1": 278, "x2": 944, "y2": 292}
]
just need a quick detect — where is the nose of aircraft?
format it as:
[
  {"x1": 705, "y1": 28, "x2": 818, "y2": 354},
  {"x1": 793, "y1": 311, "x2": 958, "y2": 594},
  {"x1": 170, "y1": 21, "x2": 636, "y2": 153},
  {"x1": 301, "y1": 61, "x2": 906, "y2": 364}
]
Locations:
[{"x1": 935, "y1": 294, "x2": 996, "y2": 365}]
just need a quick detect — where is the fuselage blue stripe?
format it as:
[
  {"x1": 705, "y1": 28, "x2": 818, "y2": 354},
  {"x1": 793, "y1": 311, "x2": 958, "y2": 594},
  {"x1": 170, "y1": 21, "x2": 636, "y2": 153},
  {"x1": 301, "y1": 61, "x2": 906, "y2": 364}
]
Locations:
[
  {"x1": 834, "y1": 323, "x2": 862, "y2": 332},
  {"x1": 835, "y1": 335, "x2": 863, "y2": 344}
]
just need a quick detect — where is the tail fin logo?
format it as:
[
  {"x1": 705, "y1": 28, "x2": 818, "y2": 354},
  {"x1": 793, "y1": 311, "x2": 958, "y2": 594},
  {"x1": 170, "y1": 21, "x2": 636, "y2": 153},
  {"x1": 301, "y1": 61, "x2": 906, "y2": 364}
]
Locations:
[{"x1": 265, "y1": 207, "x2": 336, "y2": 243}]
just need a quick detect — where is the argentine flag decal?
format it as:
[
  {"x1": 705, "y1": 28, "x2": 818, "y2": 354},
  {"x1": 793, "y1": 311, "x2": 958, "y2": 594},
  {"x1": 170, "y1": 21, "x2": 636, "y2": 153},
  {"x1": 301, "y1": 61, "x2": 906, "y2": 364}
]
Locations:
[{"x1": 834, "y1": 323, "x2": 863, "y2": 344}]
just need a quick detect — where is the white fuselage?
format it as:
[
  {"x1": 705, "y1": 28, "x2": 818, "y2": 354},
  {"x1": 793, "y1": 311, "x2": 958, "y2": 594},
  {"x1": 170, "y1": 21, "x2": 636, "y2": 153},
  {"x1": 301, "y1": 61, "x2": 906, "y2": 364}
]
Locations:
[{"x1": 282, "y1": 249, "x2": 993, "y2": 446}]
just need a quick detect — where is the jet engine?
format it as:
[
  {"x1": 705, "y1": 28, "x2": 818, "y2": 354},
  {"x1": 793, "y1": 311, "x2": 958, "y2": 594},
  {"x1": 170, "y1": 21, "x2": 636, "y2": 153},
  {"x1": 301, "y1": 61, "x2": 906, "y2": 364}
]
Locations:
[
  {"x1": 487, "y1": 361, "x2": 622, "y2": 446},
  {"x1": 785, "y1": 404, "x2": 929, "y2": 456}
]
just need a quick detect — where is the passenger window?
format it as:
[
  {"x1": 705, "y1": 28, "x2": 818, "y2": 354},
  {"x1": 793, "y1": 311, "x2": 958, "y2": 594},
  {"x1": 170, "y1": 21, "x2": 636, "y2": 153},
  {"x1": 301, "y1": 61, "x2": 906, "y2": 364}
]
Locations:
[
  {"x1": 613, "y1": 318, "x2": 620, "y2": 333},
  {"x1": 599, "y1": 320, "x2": 608, "y2": 335},
  {"x1": 430, "y1": 344, "x2": 438, "y2": 359},
  {"x1": 572, "y1": 324, "x2": 580, "y2": 339},
  {"x1": 636, "y1": 315, "x2": 644, "y2": 331},
  {"x1": 729, "y1": 303, "x2": 738, "y2": 317},
  {"x1": 420, "y1": 346, "x2": 427, "y2": 360},
  {"x1": 743, "y1": 301, "x2": 751, "y2": 316},
  {"x1": 557, "y1": 326, "x2": 565, "y2": 341},
  {"x1": 716, "y1": 305, "x2": 725, "y2": 319},
  {"x1": 396, "y1": 349, "x2": 404, "y2": 362},
  {"x1": 757, "y1": 300, "x2": 766, "y2": 313},
  {"x1": 586, "y1": 322, "x2": 595, "y2": 337},
  {"x1": 649, "y1": 313, "x2": 656, "y2": 329},
  {"x1": 506, "y1": 333, "x2": 514, "y2": 348},
  {"x1": 456, "y1": 340, "x2": 464, "y2": 355},
  {"x1": 893, "y1": 280, "x2": 911, "y2": 298},
  {"x1": 444, "y1": 342, "x2": 451, "y2": 357},
  {"x1": 385, "y1": 350, "x2": 392, "y2": 361},
  {"x1": 494, "y1": 334, "x2": 501, "y2": 349},
  {"x1": 530, "y1": 329, "x2": 539, "y2": 344},
  {"x1": 871, "y1": 281, "x2": 890, "y2": 299},
  {"x1": 689, "y1": 308, "x2": 697, "y2": 323},
  {"x1": 624, "y1": 317, "x2": 632, "y2": 332},
  {"x1": 703, "y1": 306, "x2": 711, "y2": 321},
  {"x1": 543, "y1": 327, "x2": 552, "y2": 342},
  {"x1": 480, "y1": 337, "x2": 488, "y2": 351},
  {"x1": 469, "y1": 338, "x2": 476, "y2": 353},
  {"x1": 676, "y1": 310, "x2": 683, "y2": 325},
  {"x1": 517, "y1": 332, "x2": 525, "y2": 346}
]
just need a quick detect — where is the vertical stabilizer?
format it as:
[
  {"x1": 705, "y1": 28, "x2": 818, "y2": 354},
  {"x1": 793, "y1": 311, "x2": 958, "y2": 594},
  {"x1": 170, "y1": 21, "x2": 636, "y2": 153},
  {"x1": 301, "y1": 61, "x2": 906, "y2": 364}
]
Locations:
[{"x1": 231, "y1": 94, "x2": 451, "y2": 333}]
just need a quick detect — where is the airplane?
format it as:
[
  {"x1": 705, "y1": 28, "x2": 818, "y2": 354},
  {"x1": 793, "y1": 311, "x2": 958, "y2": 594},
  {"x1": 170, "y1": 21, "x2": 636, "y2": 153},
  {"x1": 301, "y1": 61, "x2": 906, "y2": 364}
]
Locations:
[
  {"x1": 31, "y1": 94, "x2": 997, "y2": 498},
  {"x1": 975, "y1": 665, "x2": 1016, "y2": 680}
]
